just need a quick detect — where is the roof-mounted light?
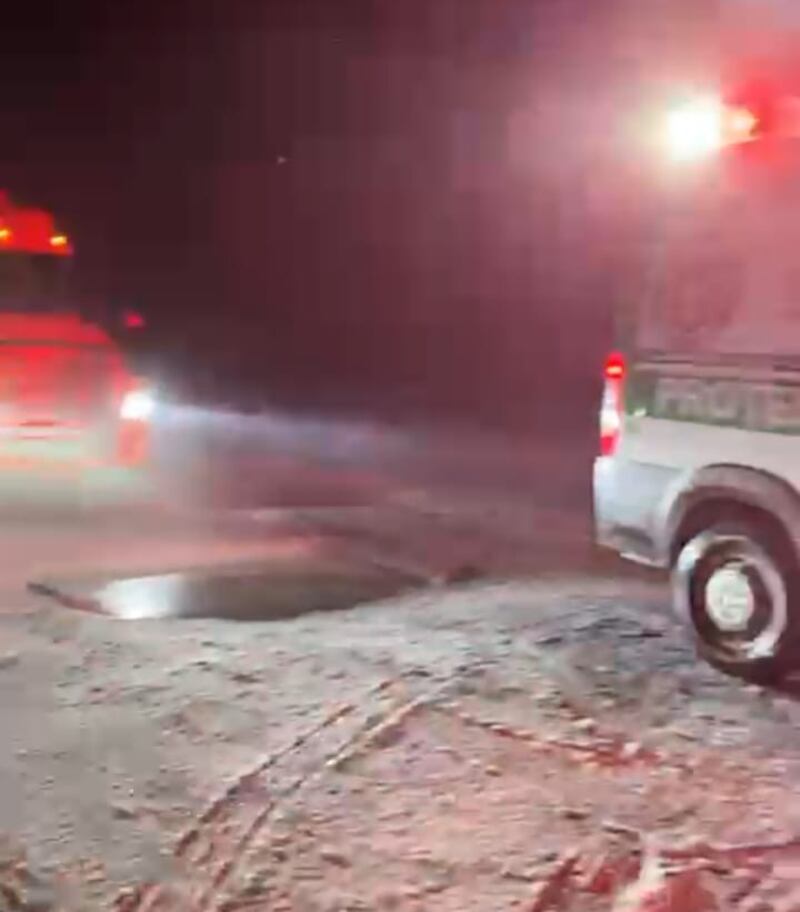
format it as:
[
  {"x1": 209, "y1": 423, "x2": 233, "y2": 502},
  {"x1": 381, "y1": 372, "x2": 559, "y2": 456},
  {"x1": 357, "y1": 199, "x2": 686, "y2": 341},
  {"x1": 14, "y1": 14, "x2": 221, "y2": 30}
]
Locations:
[{"x1": 664, "y1": 96, "x2": 762, "y2": 162}]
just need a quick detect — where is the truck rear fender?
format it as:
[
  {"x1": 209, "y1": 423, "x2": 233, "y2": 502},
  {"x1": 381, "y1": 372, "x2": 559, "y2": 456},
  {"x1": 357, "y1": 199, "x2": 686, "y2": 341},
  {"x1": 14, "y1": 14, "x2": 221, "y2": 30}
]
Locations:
[{"x1": 657, "y1": 464, "x2": 800, "y2": 567}]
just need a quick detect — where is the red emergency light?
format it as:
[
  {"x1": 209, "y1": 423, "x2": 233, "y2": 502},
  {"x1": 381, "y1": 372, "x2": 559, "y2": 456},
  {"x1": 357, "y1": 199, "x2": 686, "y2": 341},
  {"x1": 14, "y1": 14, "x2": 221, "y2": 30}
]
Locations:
[
  {"x1": 0, "y1": 191, "x2": 73, "y2": 256},
  {"x1": 122, "y1": 309, "x2": 146, "y2": 330},
  {"x1": 664, "y1": 85, "x2": 800, "y2": 163}
]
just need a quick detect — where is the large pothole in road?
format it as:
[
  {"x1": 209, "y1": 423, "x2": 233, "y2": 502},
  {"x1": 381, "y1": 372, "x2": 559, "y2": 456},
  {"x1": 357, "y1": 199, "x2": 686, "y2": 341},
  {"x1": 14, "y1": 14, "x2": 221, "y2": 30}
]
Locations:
[{"x1": 28, "y1": 556, "x2": 423, "y2": 621}]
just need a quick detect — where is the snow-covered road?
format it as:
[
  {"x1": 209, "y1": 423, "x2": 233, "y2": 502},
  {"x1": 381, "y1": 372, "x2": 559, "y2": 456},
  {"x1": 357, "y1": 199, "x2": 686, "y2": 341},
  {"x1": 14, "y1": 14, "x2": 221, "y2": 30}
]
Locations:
[
  {"x1": 0, "y1": 494, "x2": 795, "y2": 911},
  {"x1": 6, "y1": 565, "x2": 800, "y2": 912},
  {"x1": 0, "y1": 411, "x2": 795, "y2": 911}
]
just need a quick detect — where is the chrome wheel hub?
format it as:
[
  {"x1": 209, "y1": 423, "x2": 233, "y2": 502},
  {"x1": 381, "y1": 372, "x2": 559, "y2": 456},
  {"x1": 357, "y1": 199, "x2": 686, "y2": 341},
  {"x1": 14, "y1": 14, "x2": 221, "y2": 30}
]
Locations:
[{"x1": 705, "y1": 564, "x2": 755, "y2": 632}]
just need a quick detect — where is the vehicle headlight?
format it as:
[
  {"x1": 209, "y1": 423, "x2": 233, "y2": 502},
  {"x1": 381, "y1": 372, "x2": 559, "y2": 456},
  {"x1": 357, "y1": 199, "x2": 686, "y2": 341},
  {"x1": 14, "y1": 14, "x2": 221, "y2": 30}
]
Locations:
[{"x1": 120, "y1": 388, "x2": 155, "y2": 421}]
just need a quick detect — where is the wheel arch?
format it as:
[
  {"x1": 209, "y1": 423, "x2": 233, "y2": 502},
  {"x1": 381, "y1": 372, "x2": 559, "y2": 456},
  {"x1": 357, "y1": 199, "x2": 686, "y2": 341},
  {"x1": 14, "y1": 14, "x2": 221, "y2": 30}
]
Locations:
[{"x1": 657, "y1": 464, "x2": 800, "y2": 567}]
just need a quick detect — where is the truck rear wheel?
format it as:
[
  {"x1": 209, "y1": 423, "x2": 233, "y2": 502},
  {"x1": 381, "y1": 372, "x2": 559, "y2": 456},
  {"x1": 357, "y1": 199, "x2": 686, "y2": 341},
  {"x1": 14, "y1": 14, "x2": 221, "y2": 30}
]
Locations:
[{"x1": 673, "y1": 519, "x2": 800, "y2": 683}]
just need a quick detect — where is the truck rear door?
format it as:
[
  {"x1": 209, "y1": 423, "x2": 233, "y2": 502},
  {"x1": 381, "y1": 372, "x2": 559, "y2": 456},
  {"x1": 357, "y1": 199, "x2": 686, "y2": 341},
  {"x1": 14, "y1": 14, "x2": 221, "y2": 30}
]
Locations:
[{"x1": 0, "y1": 343, "x2": 119, "y2": 438}]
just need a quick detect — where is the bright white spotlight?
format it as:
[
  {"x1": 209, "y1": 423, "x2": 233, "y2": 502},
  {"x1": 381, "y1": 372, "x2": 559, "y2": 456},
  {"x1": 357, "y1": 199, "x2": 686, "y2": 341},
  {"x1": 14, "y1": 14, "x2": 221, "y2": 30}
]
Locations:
[
  {"x1": 665, "y1": 97, "x2": 725, "y2": 161},
  {"x1": 120, "y1": 388, "x2": 155, "y2": 421}
]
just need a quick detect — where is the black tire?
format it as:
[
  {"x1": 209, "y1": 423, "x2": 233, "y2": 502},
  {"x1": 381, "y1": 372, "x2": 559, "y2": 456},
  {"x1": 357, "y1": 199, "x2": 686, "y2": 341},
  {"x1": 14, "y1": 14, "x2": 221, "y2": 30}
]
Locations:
[{"x1": 672, "y1": 519, "x2": 800, "y2": 683}]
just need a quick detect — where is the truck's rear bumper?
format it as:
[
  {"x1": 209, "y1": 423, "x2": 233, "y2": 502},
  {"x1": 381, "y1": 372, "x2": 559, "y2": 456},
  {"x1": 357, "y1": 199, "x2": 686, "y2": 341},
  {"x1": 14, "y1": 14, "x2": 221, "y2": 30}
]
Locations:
[
  {"x1": 0, "y1": 463, "x2": 154, "y2": 513},
  {"x1": 593, "y1": 456, "x2": 680, "y2": 568},
  {"x1": 0, "y1": 420, "x2": 149, "y2": 469}
]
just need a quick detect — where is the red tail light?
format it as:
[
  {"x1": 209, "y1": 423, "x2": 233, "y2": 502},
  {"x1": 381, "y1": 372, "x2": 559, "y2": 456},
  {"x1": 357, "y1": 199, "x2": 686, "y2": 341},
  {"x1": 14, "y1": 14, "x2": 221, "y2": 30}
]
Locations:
[
  {"x1": 604, "y1": 351, "x2": 626, "y2": 380},
  {"x1": 600, "y1": 352, "x2": 625, "y2": 457}
]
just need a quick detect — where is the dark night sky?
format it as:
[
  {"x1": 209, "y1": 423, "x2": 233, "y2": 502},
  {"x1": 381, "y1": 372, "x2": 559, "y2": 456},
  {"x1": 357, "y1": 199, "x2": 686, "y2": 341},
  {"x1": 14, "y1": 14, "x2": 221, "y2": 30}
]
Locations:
[{"x1": 0, "y1": 1, "x2": 643, "y2": 431}]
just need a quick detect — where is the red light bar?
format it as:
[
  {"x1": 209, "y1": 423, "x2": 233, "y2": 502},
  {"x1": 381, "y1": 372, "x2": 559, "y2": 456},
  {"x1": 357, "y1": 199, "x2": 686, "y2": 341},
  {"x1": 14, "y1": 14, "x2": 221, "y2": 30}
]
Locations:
[{"x1": 0, "y1": 192, "x2": 72, "y2": 256}]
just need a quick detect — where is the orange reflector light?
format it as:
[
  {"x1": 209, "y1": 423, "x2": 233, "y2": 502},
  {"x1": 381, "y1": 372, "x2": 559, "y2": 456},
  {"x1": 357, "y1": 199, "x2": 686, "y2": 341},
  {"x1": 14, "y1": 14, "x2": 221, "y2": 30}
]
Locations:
[
  {"x1": 50, "y1": 234, "x2": 68, "y2": 248},
  {"x1": 0, "y1": 228, "x2": 11, "y2": 242}
]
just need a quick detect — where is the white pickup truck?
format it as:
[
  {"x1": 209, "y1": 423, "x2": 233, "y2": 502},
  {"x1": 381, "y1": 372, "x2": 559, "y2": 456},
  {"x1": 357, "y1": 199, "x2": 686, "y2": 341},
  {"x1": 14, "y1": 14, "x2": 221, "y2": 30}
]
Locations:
[{"x1": 594, "y1": 29, "x2": 800, "y2": 681}]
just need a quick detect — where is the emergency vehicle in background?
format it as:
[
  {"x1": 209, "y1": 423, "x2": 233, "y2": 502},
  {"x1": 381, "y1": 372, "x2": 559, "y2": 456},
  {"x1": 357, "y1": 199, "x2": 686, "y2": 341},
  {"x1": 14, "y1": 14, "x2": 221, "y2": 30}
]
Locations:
[
  {"x1": 594, "y1": 1, "x2": 800, "y2": 681},
  {"x1": 0, "y1": 191, "x2": 152, "y2": 485}
]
